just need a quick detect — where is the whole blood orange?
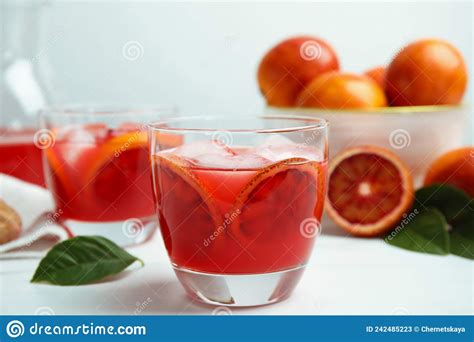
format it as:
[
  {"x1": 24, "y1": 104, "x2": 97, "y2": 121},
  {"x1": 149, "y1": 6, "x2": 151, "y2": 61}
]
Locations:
[
  {"x1": 257, "y1": 36, "x2": 339, "y2": 107},
  {"x1": 326, "y1": 146, "x2": 414, "y2": 237},
  {"x1": 385, "y1": 39, "x2": 467, "y2": 106},
  {"x1": 296, "y1": 72, "x2": 387, "y2": 109},
  {"x1": 364, "y1": 66, "x2": 386, "y2": 89},
  {"x1": 424, "y1": 147, "x2": 474, "y2": 197}
]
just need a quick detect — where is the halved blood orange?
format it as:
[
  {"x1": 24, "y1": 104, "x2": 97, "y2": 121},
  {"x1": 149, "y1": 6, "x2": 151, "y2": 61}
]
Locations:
[
  {"x1": 228, "y1": 158, "x2": 324, "y2": 256},
  {"x1": 326, "y1": 146, "x2": 414, "y2": 237},
  {"x1": 153, "y1": 154, "x2": 222, "y2": 264}
]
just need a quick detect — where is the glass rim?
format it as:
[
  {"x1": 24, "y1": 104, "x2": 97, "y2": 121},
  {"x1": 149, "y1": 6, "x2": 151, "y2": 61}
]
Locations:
[
  {"x1": 147, "y1": 115, "x2": 328, "y2": 134},
  {"x1": 38, "y1": 104, "x2": 177, "y2": 117}
]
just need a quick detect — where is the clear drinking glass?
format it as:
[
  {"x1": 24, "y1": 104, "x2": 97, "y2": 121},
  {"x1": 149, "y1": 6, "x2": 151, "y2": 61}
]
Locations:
[
  {"x1": 1, "y1": 0, "x2": 49, "y2": 186},
  {"x1": 149, "y1": 115, "x2": 328, "y2": 306},
  {"x1": 40, "y1": 105, "x2": 177, "y2": 246}
]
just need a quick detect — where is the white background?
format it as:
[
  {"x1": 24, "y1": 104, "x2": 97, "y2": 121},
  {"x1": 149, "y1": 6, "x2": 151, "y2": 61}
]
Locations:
[{"x1": 3, "y1": 0, "x2": 473, "y2": 130}]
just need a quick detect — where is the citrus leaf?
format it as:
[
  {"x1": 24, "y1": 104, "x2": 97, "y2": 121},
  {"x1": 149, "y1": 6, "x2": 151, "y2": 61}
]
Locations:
[
  {"x1": 450, "y1": 211, "x2": 474, "y2": 260},
  {"x1": 31, "y1": 236, "x2": 144, "y2": 285},
  {"x1": 385, "y1": 208, "x2": 450, "y2": 255},
  {"x1": 413, "y1": 184, "x2": 471, "y2": 222},
  {"x1": 412, "y1": 184, "x2": 474, "y2": 260}
]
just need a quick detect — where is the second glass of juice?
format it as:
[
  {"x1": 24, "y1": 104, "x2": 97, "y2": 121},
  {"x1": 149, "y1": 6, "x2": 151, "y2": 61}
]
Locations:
[
  {"x1": 40, "y1": 106, "x2": 178, "y2": 246},
  {"x1": 149, "y1": 115, "x2": 328, "y2": 306}
]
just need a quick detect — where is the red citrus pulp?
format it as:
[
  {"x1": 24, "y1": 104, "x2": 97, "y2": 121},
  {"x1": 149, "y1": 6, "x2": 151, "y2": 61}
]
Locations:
[{"x1": 326, "y1": 146, "x2": 414, "y2": 237}]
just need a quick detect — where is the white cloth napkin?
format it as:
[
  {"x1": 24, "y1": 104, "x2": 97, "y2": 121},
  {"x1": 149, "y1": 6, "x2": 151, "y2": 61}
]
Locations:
[
  {"x1": 0, "y1": 174, "x2": 54, "y2": 227},
  {"x1": 0, "y1": 174, "x2": 68, "y2": 257}
]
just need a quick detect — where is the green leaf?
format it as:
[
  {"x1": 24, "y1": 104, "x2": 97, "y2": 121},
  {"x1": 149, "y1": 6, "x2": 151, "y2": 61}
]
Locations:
[
  {"x1": 450, "y1": 211, "x2": 474, "y2": 260},
  {"x1": 31, "y1": 236, "x2": 144, "y2": 285},
  {"x1": 385, "y1": 208, "x2": 450, "y2": 255},
  {"x1": 413, "y1": 184, "x2": 474, "y2": 260},
  {"x1": 413, "y1": 184, "x2": 471, "y2": 222}
]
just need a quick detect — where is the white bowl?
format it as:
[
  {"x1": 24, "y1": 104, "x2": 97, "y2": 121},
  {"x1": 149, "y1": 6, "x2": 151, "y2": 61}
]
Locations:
[{"x1": 266, "y1": 105, "x2": 468, "y2": 185}]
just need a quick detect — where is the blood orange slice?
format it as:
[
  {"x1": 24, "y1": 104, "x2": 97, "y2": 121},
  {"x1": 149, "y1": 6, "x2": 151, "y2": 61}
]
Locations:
[
  {"x1": 225, "y1": 157, "x2": 325, "y2": 272},
  {"x1": 83, "y1": 130, "x2": 151, "y2": 213},
  {"x1": 153, "y1": 154, "x2": 222, "y2": 265},
  {"x1": 326, "y1": 146, "x2": 414, "y2": 237},
  {"x1": 45, "y1": 125, "x2": 102, "y2": 201},
  {"x1": 45, "y1": 147, "x2": 78, "y2": 209},
  {"x1": 84, "y1": 125, "x2": 183, "y2": 187},
  {"x1": 86, "y1": 128, "x2": 147, "y2": 174}
]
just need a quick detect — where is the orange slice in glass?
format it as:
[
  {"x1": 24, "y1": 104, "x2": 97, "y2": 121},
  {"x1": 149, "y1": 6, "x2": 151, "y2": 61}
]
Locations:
[
  {"x1": 84, "y1": 126, "x2": 183, "y2": 188},
  {"x1": 153, "y1": 154, "x2": 222, "y2": 263},
  {"x1": 229, "y1": 158, "x2": 323, "y2": 245},
  {"x1": 45, "y1": 124, "x2": 110, "y2": 196},
  {"x1": 87, "y1": 134, "x2": 163, "y2": 221},
  {"x1": 44, "y1": 125, "x2": 99, "y2": 201},
  {"x1": 326, "y1": 146, "x2": 414, "y2": 237},
  {"x1": 88, "y1": 129, "x2": 147, "y2": 167}
]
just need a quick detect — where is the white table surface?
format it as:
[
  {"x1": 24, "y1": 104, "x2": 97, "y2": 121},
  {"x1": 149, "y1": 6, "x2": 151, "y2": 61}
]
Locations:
[{"x1": 0, "y1": 175, "x2": 472, "y2": 315}]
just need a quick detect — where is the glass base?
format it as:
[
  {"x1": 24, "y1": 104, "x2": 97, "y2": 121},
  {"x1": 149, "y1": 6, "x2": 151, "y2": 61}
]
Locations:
[
  {"x1": 173, "y1": 264, "x2": 306, "y2": 307},
  {"x1": 63, "y1": 216, "x2": 157, "y2": 247}
]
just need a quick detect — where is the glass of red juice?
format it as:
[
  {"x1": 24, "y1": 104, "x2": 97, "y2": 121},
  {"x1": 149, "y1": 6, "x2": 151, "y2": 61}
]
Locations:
[
  {"x1": 40, "y1": 106, "x2": 178, "y2": 246},
  {"x1": 149, "y1": 115, "x2": 328, "y2": 306},
  {"x1": 0, "y1": 128, "x2": 45, "y2": 186}
]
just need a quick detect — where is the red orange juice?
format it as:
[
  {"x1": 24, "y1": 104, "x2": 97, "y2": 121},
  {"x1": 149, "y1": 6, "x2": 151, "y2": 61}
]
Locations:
[
  {"x1": 44, "y1": 123, "x2": 181, "y2": 222},
  {"x1": 153, "y1": 140, "x2": 327, "y2": 274},
  {"x1": 0, "y1": 128, "x2": 45, "y2": 186}
]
